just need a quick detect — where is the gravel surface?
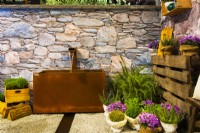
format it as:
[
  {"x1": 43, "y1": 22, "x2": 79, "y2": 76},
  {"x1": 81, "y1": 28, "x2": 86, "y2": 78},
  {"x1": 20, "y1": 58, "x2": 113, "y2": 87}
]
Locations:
[
  {"x1": 69, "y1": 113, "x2": 137, "y2": 133},
  {"x1": 0, "y1": 114, "x2": 63, "y2": 133}
]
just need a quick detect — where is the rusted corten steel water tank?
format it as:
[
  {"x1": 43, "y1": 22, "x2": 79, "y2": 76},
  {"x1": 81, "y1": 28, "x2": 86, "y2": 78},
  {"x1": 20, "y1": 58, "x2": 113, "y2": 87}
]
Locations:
[{"x1": 33, "y1": 48, "x2": 105, "y2": 113}]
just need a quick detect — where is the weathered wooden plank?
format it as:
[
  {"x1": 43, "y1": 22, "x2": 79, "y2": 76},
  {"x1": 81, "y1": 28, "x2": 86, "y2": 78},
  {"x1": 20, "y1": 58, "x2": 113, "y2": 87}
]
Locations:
[
  {"x1": 155, "y1": 76, "x2": 192, "y2": 99},
  {"x1": 151, "y1": 55, "x2": 190, "y2": 69},
  {"x1": 163, "y1": 91, "x2": 191, "y2": 114},
  {"x1": 151, "y1": 55, "x2": 167, "y2": 66},
  {"x1": 153, "y1": 65, "x2": 191, "y2": 83}
]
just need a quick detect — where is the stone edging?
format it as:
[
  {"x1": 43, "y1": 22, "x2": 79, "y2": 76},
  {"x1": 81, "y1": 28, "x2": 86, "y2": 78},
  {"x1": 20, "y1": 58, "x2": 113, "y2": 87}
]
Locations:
[{"x1": 0, "y1": 4, "x2": 161, "y2": 10}]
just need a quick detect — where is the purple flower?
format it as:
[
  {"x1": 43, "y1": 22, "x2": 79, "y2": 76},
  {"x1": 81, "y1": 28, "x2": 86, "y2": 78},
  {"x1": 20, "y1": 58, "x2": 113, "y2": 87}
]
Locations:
[
  {"x1": 148, "y1": 40, "x2": 159, "y2": 49},
  {"x1": 179, "y1": 35, "x2": 200, "y2": 45},
  {"x1": 174, "y1": 105, "x2": 181, "y2": 114},
  {"x1": 143, "y1": 100, "x2": 154, "y2": 105},
  {"x1": 107, "y1": 101, "x2": 127, "y2": 113},
  {"x1": 165, "y1": 103, "x2": 172, "y2": 111},
  {"x1": 138, "y1": 112, "x2": 160, "y2": 130}
]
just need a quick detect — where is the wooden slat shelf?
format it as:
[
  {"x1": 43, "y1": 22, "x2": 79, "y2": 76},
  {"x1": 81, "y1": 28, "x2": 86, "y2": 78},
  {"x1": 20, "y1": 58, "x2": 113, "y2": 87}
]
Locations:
[
  {"x1": 151, "y1": 55, "x2": 190, "y2": 69},
  {"x1": 153, "y1": 66, "x2": 190, "y2": 83},
  {"x1": 162, "y1": 0, "x2": 192, "y2": 16},
  {"x1": 155, "y1": 76, "x2": 192, "y2": 99},
  {"x1": 152, "y1": 55, "x2": 200, "y2": 115}
]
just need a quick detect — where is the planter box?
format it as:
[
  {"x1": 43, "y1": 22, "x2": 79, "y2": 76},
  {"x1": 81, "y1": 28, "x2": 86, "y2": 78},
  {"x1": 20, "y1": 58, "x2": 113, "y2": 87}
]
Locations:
[
  {"x1": 5, "y1": 88, "x2": 30, "y2": 103},
  {"x1": 0, "y1": 101, "x2": 7, "y2": 114}
]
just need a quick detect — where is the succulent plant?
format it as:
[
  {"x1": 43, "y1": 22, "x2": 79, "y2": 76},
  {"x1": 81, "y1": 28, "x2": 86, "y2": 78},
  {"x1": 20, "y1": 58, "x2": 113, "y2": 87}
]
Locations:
[{"x1": 109, "y1": 110, "x2": 125, "y2": 122}]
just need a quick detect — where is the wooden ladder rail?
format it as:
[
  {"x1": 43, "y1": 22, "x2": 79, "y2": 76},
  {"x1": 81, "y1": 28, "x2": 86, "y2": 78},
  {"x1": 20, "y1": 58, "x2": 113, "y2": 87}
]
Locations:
[{"x1": 186, "y1": 97, "x2": 200, "y2": 133}]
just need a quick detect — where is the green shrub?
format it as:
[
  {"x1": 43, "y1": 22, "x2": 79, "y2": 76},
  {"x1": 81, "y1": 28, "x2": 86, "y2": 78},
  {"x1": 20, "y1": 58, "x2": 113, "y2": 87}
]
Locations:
[
  {"x1": 113, "y1": 56, "x2": 162, "y2": 103},
  {"x1": 4, "y1": 78, "x2": 29, "y2": 90},
  {"x1": 109, "y1": 110, "x2": 125, "y2": 122},
  {"x1": 125, "y1": 98, "x2": 142, "y2": 118},
  {"x1": 0, "y1": 92, "x2": 5, "y2": 102}
]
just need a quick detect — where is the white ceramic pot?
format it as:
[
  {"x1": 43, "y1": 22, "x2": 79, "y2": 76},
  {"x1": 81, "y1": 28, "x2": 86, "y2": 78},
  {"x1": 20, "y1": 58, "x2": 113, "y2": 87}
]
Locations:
[
  {"x1": 125, "y1": 115, "x2": 140, "y2": 131},
  {"x1": 106, "y1": 114, "x2": 127, "y2": 133},
  {"x1": 160, "y1": 121, "x2": 178, "y2": 133},
  {"x1": 103, "y1": 105, "x2": 109, "y2": 117}
]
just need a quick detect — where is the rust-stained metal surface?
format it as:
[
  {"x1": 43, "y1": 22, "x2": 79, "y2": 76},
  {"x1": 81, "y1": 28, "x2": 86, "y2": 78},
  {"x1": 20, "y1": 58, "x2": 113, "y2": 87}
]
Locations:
[{"x1": 33, "y1": 48, "x2": 105, "y2": 113}]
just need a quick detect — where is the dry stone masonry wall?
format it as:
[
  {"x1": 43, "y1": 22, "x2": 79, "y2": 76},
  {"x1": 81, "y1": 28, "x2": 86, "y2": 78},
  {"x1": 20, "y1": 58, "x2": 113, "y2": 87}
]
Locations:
[{"x1": 0, "y1": 7, "x2": 161, "y2": 90}]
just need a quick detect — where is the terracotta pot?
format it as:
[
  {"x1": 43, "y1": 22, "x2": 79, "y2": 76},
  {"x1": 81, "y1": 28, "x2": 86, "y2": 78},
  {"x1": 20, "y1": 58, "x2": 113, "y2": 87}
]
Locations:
[
  {"x1": 139, "y1": 126, "x2": 162, "y2": 133},
  {"x1": 179, "y1": 45, "x2": 199, "y2": 56},
  {"x1": 160, "y1": 121, "x2": 178, "y2": 133}
]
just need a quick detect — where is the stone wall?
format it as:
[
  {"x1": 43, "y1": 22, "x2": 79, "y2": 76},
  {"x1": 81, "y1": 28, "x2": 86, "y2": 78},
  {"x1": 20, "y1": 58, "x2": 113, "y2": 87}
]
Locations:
[
  {"x1": 0, "y1": 6, "x2": 161, "y2": 91},
  {"x1": 163, "y1": 1, "x2": 200, "y2": 38}
]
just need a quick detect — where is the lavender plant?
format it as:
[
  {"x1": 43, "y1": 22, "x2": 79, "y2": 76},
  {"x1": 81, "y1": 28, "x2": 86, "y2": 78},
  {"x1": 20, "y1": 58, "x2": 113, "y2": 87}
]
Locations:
[
  {"x1": 148, "y1": 40, "x2": 159, "y2": 49},
  {"x1": 107, "y1": 101, "x2": 127, "y2": 113},
  {"x1": 179, "y1": 35, "x2": 200, "y2": 46},
  {"x1": 156, "y1": 103, "x2": 185, "y2": 124},
  {"x1": 138, "y1": 112, "x2": 161, "y2": 130}
]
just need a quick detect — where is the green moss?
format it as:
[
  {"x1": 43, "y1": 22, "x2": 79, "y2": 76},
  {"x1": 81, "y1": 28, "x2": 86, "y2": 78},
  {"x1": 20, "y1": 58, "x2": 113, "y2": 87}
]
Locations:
[
  {"x1": 109, "y1": 110, "x2": 125, "y2": 122},
  {"x1": 4, "y1": 78, "x2": 29, "y2": 90}
]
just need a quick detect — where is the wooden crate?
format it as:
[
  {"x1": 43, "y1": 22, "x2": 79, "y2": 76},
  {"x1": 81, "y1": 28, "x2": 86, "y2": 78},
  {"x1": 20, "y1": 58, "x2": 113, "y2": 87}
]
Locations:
[
  {"x1": 152, "y1": 55, "x2": 200, "y2": 115},
  {"x1": 5, "y1": 88, "x2": 30, "y2": 103},
  {"x1": 0, "y1": 101, "x2": 7, "y2": 114}
]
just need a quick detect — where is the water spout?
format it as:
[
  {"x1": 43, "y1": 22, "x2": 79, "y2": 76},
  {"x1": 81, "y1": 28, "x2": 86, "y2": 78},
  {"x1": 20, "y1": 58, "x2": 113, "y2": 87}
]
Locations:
[{"x1": 69, "y1": 48, "x2": 77, "y2": 72}]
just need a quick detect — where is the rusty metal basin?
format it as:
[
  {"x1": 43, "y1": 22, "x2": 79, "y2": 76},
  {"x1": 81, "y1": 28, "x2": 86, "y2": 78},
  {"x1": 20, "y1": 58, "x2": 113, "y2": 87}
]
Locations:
[
  {"x1": 33, "y1": 48, "x2": 105, "y2": 113},
  {"x1": 33, "y1": 70, "x2": 105, "y2": 113}
]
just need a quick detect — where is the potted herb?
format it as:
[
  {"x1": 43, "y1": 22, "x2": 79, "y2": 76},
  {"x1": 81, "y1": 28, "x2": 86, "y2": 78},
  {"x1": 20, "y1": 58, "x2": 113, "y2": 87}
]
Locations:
[
  {"x1": 138, "y1": 112, "x2": 162, "y2": 133},
  {"x1": 0, "y1": 92, "x2": 7, "y2": 114},
  {"x1": 106, "y1": 110, "x2": 127, "y2": 133},
  {"x1": 160, "y1": 37, "x2": 177, "y2": 55},
  {"x1": 179, "y1": 35, "x2": 200, "y2": 56},
  {"x1": 148, "y1": 39, "x2": 159, "y2": 56},
  {"x1": 125, "y1": 98, "x2": 142, "y2": 131},
  {"x1": 4, "y1": 77, "x2": 30, "y2": 103},
  {"x1": 99, "y1": 92, "x2": 119, "y2": 116},
  {"x1": 156, "y1": 103, "x2": 184, "y2": 133}
]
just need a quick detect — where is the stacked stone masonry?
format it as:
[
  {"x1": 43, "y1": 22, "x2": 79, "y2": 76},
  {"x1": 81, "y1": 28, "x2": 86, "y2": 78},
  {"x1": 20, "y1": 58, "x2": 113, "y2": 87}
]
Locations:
[{"x1": 0, "y1": 7, "x2": 161, "y2": 91}]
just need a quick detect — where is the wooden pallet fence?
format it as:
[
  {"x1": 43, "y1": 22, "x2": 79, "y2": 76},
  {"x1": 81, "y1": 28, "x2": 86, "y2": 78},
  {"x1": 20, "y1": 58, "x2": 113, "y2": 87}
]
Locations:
[{"x1": 151, "y1": 55, "x2": 200, "y2": 115}]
